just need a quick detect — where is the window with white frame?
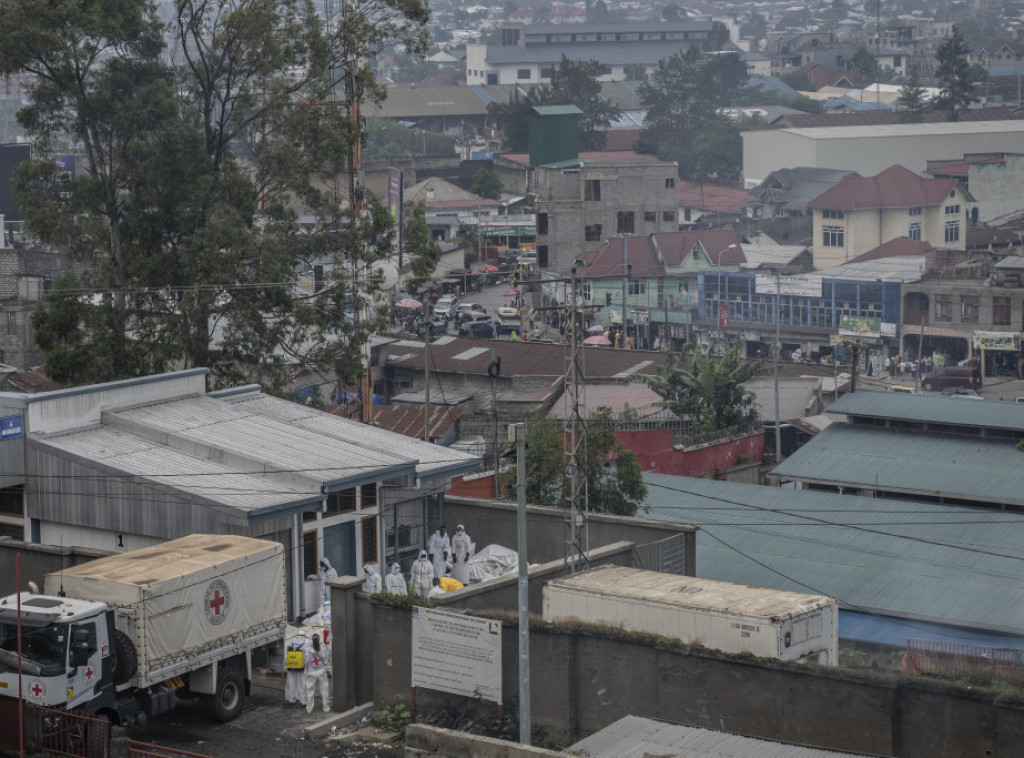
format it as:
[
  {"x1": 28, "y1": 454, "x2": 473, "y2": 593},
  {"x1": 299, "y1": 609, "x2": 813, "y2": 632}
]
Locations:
[
  {"x1": 908, "y1": 222, "x2": 921, "y2": 240},
  {"x1": 944, "y1": 220, "x2": 960, "y2": 243},
  {"x1": 908, "y1": 206, "x2": 922, "y2": 216},
  {"x1": 945, "y1": 204, "x2": 960, "y2": 215},
  {"x1": 628, "y1": 281, "x2": 646, "y2": 296},
  {"x1": 822, "y1": 225, "x2": 844, "y2": 246},
  {"x1": 822, "y1": 209, "x2": 844, "y2": 219}
]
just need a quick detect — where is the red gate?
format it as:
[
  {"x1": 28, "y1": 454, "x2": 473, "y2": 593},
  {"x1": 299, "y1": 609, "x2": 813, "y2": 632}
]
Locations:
[{"x1": 36, "y1": 706, "x2": 110, "y2": 758}]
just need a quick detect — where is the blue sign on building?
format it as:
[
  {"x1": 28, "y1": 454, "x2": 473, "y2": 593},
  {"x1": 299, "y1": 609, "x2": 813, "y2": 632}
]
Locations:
[{"x1": 0, "y1": 414, "x2": 24, "y2": 440}]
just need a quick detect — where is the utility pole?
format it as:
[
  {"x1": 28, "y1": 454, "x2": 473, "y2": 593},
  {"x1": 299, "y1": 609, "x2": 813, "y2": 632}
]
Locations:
[
  {"x1": 489, "y1": 351, "x2": 501, "y2": 498},
  {"x1": 621, "y1": 233, "x2": 629, "y2": 348},
  {"x1": 564, "y1": 265, "x2": 589, "y2": 571},
  {"x1": 423, "y1": 301, "x2": 431, "y2": 442},
  {"x1": 515, "y1": 422, "x2": 531, "y2": 745},
  {"x1": 773, "y1": 272, "x2": 783, "y2": 462}
]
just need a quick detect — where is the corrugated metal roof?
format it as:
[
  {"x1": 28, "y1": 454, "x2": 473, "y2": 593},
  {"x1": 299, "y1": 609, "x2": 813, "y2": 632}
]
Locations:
[
  {"x1": 37, "y1": 426, "x2": 321, "y2": 516},
  {"x1": 771, "y1": 423, "x2": 1024, "y2": 507},
  {"x1": 830, "y1": 389, "x2": 1024, "y2": 432},
  {"x1": 108, "y1": 395, "x2": 417, "y2": 490},
  {"x1": 221, "y1": 393, "x2": 480, "y2": 480},
  {"x1": 566, "y1": 715, "x2": 881, "y2": 758},
  {"x1": 642, "y1": 474, "x2": 1024, "y2": 635}
]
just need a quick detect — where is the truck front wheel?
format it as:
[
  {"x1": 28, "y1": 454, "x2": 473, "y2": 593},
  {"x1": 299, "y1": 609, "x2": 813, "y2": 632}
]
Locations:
[{"x1": 205, "y1": 670, "x2": 245, "y2": 723}]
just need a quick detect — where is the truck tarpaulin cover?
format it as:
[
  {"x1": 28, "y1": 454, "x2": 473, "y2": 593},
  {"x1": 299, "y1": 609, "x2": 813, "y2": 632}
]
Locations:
[{"x1": 44, "y1": 535, "x2": 286, "y2": 674}]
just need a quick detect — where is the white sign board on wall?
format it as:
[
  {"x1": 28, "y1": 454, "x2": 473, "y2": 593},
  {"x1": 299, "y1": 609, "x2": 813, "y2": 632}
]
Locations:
[{"x1": 410, "y1": 607, "x2": 502, "y2": 703}]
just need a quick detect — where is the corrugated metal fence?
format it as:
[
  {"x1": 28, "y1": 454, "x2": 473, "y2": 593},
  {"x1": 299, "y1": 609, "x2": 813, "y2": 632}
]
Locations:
[
  {"x1": 903, "y1": 638, "x2": 1024, "y2": 685},
  {"x1": 632, "y1": 533, "x2": 688, "y2": 575}
]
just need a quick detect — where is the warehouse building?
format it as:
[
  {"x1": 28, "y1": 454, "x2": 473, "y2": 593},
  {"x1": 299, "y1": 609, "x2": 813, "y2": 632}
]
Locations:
[
  {"x1": 0, "y1": 369, "x2": 480, "y2": 619},
  {"x1": 741, "y1": 120, "x2": 1024, "y2": 188}
]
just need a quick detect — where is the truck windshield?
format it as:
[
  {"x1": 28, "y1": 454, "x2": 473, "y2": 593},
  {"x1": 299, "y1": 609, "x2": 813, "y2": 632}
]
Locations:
[{"x1": 0, "y1": 623, "x2": 67, "y2": 675}]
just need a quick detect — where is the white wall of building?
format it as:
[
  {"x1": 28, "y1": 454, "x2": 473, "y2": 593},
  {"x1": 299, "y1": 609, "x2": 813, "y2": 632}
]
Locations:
[{"x1": 742, "y1": 121, "x2": 1024, "y2": 187}]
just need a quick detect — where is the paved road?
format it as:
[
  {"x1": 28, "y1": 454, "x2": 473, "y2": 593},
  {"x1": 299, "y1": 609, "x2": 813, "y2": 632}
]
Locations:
[{"x1": 127, "y1": 677, "x2": 401, "y2": 758}]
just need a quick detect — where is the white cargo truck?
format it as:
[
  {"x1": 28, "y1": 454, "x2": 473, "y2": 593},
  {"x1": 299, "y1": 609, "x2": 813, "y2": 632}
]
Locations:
[
  {"x1": 543, "y1": 566, "x2": 837, "y2": 664},
  {"x1": 0, "y1": 534, "x2": 287, "y2": 726}
]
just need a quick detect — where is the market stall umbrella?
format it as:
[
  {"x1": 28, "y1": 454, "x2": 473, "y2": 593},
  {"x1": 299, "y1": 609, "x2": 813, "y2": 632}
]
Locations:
[
  {"x1": 583, "y1": 335, "x2": 613, "y2": 346},
  {"x1": 476, "y1": 264, "x2": 499, "y2": 273},
  {"x1": 395, "y1": 298, "x2": 423, "y2": 309},
  {"x1": 503, "y1": 288, "x2": 520, "y2": 297},
  {"x1": 587, "y1": 324, "x2": 607, "y2": 335}
]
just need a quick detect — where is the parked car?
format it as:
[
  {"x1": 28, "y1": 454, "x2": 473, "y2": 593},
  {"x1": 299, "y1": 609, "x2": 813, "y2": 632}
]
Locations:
[
  {"x1": 418, "y1": 318, "x2": 448, "y2": 338},
  {"x1": 942, "y1": 387, "x2": 984, "y2": 400},
  {"x1": 433, "y1": 295, "x2": 459, "y2": 319},
  {"x1": 921, "y1": 366, "x2": 982, "y2": 392},
  {"x1": 457, "y1": 303, "x2": 486, "y2": 321},
  {"x1": 459, "y1": 319, "x2": 498, "y2": 338}
]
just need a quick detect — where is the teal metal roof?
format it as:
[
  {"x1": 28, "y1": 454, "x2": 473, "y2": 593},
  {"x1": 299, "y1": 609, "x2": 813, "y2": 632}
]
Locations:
[
  {"x1": 530, "y1": 105, "x2": 583, "y2": 116},
  {"x1": 642, "y1": 474, "x2": 1024, "y2": 635},
  {"x1": 831, "y1": 390, "x2": 1024, "y2": 433},
  {"x1": 771, "y1": 424, "x2": 1024, "y2": 507}
]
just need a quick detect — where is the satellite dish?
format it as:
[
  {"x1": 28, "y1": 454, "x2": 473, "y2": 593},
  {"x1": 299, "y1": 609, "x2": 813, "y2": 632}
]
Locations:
[{"x1": 373, "y1": 261, "x2": 399, "y2": 291}]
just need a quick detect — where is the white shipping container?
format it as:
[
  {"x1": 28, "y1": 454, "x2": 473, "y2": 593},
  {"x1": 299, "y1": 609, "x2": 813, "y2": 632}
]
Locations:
[
  {"x1": 44, "y1": 534, "x2": 287, "y2": 686},
  {"x1": 543, "y1": 566, "x2": 837, "y2": 664}
]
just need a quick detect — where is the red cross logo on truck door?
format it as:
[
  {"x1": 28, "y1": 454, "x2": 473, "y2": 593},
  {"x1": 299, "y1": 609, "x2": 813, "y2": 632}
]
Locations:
[
  {"x1": 203, "y1": 579, "x2": 231, "y2": 625},
  {"x1": 31, "y1": 683, "x2": 42, "y2": 696},
  {"x1": 84, "y1": 666, "x2": 95, "y2": 682}
]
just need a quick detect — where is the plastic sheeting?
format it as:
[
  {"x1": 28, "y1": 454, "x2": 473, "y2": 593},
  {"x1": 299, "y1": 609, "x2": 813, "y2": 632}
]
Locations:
[{"x1": 465, "y1": 544, "x2": 518, "y2": 584}]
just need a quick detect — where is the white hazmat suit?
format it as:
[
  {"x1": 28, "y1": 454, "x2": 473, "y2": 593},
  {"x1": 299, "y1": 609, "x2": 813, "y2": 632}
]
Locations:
[
  {"x1": 362, "y1": 564, "x2": 382, "y2": 594},
  {"x1": 284, "y1": 634, "x2": 308, "y2": 706},
  {"x1": 303, "y1": 635, "x2": 330, "y2": 713},
  {"x1": 426, "y1": 527, "x2": 451, "y2": 581},
  {"x1": 411, "y1": 550, "x2": 435, "y2": 597},
  {"x1": 450, "y1": 525, "x2": 474, "y2": 585},
  {"x1": 384, "y1": 563, "x2": 408, "y2": 595},
  {"x1": 312, "y1": 557, "x2": 338, "y2": 604}
]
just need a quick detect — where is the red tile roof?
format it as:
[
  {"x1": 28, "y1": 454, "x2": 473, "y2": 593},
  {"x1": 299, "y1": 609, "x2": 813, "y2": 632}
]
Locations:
[
  {"x1": 601, "y1": 129, "x2": 641, "y2": 151},
  {"x1": 847, "y1": 237, "x2": 933, "y2": 264},
  {"x1": 577, "y1": 236, "x2": 663, "y2": 278},
  {"x1": 807, "y1": 165, "x2": 961, "y2": 210},
  {"x1": 676, "y1": 181, "x2": 757, "y2": 214},
  {"x1": 4, "y1": 369, "x2": 62, "y2": 393},
  {"x1": 654, "y1": 229, "x2": 746, "y2": 267}
]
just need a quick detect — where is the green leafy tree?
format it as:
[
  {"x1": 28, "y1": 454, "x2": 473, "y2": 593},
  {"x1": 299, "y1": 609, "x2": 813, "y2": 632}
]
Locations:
[
  {"x1": 704, "y1": 21, "x2": 732, "y2": 52},
  {"x1": 402, "y1": 203, "x2": 442, "y2": 296},
  {"x1": 5, "y1": 0, "x2": 428, "y2": 388},
  {"x1": 507, "y1": 407, "x2": 647, "y2": 516},
  {"x1": 897, "y1": 69, "x2": 929, "y2": 122},
  {"x1": 471, "y1": 169, "x2": 502, "y2": 200},
  {"x1": 935, "y1": 26, "x2": 977, "y2": 121},
  {"x1": 544, "y1": 56, "x2": 622, "y2": 150},
  {"x1": 488, "y1": 57, "x2": 621, "y2": 151},
  {"x1": 638, "y1": 47, "x2": 748, "y2": 179},
  {"x1": 636, "y1": 349, "x2": 757, "y2": 432},
  {"x1": 587, "y1": 0, "x2": 610, "y2": 22},
  {"x1": 852, "y1": 47, "x2": 883, "y2": 83},
  {"x1": 624, "y1": 64, "x2": 649, "y2": 81},
  {"x1": 692, "y1": 121, "x2": 743, "y2": 181},
  {"x1": 364, "y1": 118, "x2": 454, "y2": 159},
  {"x1": 662, "y1": 3, "x2": 682, "y2": 21},
  {"x1": 487, "y1": 87, "x2": 544, "y2": 151}
]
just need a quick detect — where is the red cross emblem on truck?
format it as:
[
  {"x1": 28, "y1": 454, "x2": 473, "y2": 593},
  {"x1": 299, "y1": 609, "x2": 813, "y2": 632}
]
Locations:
[
  {"x1": 84, "y1": 666, "x2": 95, "y2": 682},
  {"x1": 31, "y1": 683, "x2": 42, "y2": 696},
  {"x1": 203, "y1": 579, "x2": 230, "y2": 625}
]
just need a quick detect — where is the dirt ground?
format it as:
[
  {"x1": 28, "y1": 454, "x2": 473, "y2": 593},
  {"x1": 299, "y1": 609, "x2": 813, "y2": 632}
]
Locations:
[{"x1": 126, "y1": 673, "x2": 403, "y2": 758}]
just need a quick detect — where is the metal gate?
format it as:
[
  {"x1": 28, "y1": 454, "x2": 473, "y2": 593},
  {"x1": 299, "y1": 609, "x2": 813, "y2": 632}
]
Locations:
[
  {"x1": 37, "y1": 706, "x2": 109, "y2": 758},
  {"x1": 126, "y1": 741, "x2": 212, "y2": 758},
  {"x1": 632, "y1": 533, "x2": 688, "y2": 575}
]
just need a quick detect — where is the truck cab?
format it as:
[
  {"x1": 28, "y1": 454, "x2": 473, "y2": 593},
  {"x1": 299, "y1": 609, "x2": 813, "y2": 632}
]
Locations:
[{"x1": 0, "y1": 593, "x2": 114, "y2": 714}]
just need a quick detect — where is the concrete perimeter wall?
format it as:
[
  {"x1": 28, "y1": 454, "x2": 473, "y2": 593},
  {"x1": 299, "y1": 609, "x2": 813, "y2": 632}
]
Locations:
[
  {"x1": 405, "y1": 725, "x2": 561, "y2": 757},
  {"x1": 0, "y1": 537, "x2": 112, "y2": 597},
  {"x1": 442, "y1": 495, "x2": 697, "y2": 574},
  {"x1": 369, "y1": 603, "x2": 1024, "y2": 757}
]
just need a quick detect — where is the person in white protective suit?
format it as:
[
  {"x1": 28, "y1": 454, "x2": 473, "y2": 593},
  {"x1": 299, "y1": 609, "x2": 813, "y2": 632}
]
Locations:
[
  {"x1": 384, "y1": 562, "x2": 408, "y2": 595},
  {"x1": 310, "y1": 557, "x2": 338, "y2": 605},
  {"x1": 426, "y1": 525, "x2": 450, "y2": 581},
  {"x1": 450, "y1": 524, "x2": 473, "y2": 585},
  {"x1": 284, "y1": 633, "x2": 308, "y2": 706},
  {"x1": 411, "y1": 550, "x2": 435, "y2": 597},
  {"x1": 363, "y1": 564, "x2": 382, "y2": 594},
  {"x1": 303, "y1": 633, "x2": 330, "y2": 713}
]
